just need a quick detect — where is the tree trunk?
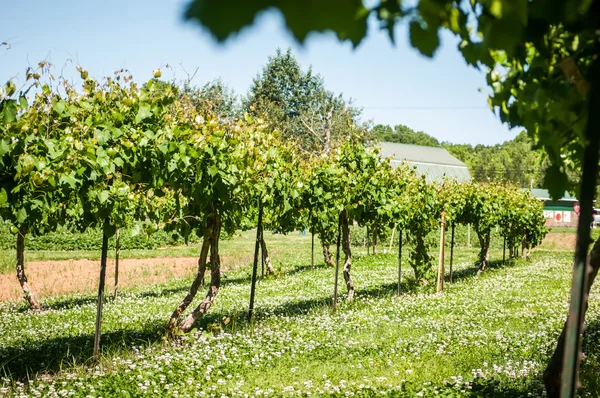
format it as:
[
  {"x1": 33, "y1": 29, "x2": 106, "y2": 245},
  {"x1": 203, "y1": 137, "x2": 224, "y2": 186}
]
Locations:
[
  {"x1": 167, "y1": 217, "x2": 213, "y2": 331},
  {"x1": 543, "y1": 236, "x2": 600, "y2": 396},
  {"x1": 545, "y1": 42, "x2": 600, "y2": 397},
  {"x1": 113, "y1": 228, "x2": 120, "y2": 302},
  {"x1": 476, "y1": 230, "x2": 490, "y2": 274},
  {"x1": 179, "y1": 216, "x2": 222, "y2": 333},
  {"x1": 340, "y1": 210, "x2": 354, "y2": 301},
  {"x1": 260, "y1": 236, "x2": 275, "y2": 275},
  {"x1": 15, "y1": 227, "x2": 40, "y2": 311},
  {"x1": 322, "y1": 241, "x2": 334, "y2": 267},
  {"x1": 521, "y1": 232, "x2": 527, "y2": 260},
  {"x1": 372, "y1": 227, "x2": 378, "y2": 254},
  {"x1": 93, "y1": 223, "x2": 110, "y2": 360}
]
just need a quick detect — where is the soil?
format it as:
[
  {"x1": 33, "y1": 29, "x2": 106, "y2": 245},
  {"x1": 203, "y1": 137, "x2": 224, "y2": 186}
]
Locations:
[
  {"x1": 0, "y1": 256, "x2": 213, "y2": 302},
  {"x1": 539, "y1": 232, "x2": 577, "y2": 251}
]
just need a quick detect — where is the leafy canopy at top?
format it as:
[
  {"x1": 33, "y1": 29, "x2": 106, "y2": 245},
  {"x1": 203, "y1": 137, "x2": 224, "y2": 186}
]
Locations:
[{"x1": 184, "y1": 0, "x2": 600, "y2": 199}]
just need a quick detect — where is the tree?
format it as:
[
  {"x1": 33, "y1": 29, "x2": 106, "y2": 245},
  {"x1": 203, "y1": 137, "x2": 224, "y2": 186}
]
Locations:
[
  {"x1": 0, "y1": 63, "x2": 69, "y2": 310},
  {"x1": 245, "y1": 48, "x2": 360, "y2": 155},
  {"x1": 369, "y1": 124, "x2": 441, "y2": 147}
]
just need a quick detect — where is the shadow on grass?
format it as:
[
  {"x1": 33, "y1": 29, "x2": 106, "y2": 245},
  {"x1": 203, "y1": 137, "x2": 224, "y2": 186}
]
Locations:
[
  {"x1": 39, "y1": 285, "x2": 191, "y2": 312},
  {"x1": 448, "y1": 258, "x2": 520, "y2": 282},
  {"x1": 0, "y1": 319, "x2": 167, "y2": 381},
  {"x1": 2, "y1": 257, "x2": 529, "y2": 382},
  {"x1": 466, "y1": 377, "x2": 546, "y2": 397},
  {"x1": 580, "y1": 317, "x2": 600, "y2": 396}
]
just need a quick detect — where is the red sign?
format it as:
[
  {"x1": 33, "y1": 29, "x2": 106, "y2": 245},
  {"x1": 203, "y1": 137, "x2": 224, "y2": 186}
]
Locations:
[
  {"x1": 555, "y1": 212, "x2": 562, "y2": 222},
  {"x1": 574, "y1": 202, "x2": 580, "y2": 216}
]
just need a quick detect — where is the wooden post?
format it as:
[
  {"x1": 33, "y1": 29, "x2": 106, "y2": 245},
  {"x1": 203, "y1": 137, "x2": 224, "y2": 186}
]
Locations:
[
  {"x1": 449, "y1": 223, "x2": 455, "y2": 284},
  {"x1": 397, "y1": 229, "x2": 402, "y2": 296},
  {"x1": 467, "y1": 223, "x2": 471, "y2": 248},
  {"x1": 311, "y1": 226, "x2": 315, "y2": 268},
  {"x1": 388, "y1": 224, "x2": 396, "y2": 253},
  {"x1": 249, "y1": 204, "x2": 263, "y2": 321},
  {"x1": 333, "y1": 215, "x2": 342, "y2": 312},
  {"x1": 503, "y1": 236, "x2": 506, "y2": 264},
  {"x1": 113, "y1": 228, "x2": 120, "y2": 301},
  {"x1": 366, "y1": 226, "x2": 370, "y2": 255},
  {"x1": 521, "y1": 231, "x2": 527, "y2": 260},
  {"x1": 437, "y1": 211, "x2": 446, "y2": 293},
  {"x1": 93, "y1": 220, "x2": 110, "y2": 360},
  {"x1": 372, "y1": 227, "x2": 378, "y2": 254}
]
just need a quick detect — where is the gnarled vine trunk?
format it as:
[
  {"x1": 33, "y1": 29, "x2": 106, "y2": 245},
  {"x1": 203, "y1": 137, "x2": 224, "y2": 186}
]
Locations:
[
  {"x1": 322, "y1": 241, "x2": 334, "y2": 267},
  {"x1": 476, "y1": 230, "x2": 490, "y2": 274},
  {"x1": 179, "y1": 216, "x2": 222, "y2": 332},
  {"x1": 340, "y1": 210, "x2": 354, "y2": 301},
  {"x1": 410, "y1": 233, "x2": 431, "y2": 282},
  {"x1": 543, "y1": 236, "x2": 600, "y2": 396},
  {"x1": 16, "y1": 227, "x2": 40, "y2": 311},
  {"x1": 260, "y1": 236, "x2": 275, "y2": 275},
  {"x1": 167, "y1": 217, "x2": 214, "y2": 331}
]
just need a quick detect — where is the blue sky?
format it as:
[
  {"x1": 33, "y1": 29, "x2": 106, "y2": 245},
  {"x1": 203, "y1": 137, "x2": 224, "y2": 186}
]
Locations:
[{"x1": 1, "y1": 0, "x2": 518, "y2": 145}]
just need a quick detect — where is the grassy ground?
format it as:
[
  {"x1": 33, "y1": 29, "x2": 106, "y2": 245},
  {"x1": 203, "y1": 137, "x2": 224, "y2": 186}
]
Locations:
[{"x1": 0, "y1": 234, "x2": 598, "y2": 397}]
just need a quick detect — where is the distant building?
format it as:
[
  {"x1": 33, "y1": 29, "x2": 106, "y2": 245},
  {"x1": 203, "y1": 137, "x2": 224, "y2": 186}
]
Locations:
[
  {"x1": 526, "y1": 188, "x2": 579, "y2": 228},
  {"x1": 376, "y1": 142, "x2": 471, "y2": 184}
]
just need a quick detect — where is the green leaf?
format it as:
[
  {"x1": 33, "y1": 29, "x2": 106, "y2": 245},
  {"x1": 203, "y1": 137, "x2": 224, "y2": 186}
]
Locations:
[
  {"x1": 60, "y1": 175, "x2": 76, "y2": 188},
  {"x1": 185, "y1": 0, "x2": 369, "y2": 47},
  {"x1": 16, "y1": 207, "x2": 27, "y2": 224},
  {"x1": 95, "y1": 129, "x2": 111, "y2": 146},
  {"x1": 409, "y1": 21, "x2": 440, "y2": 57},
  {"x1": 0, "y1": 138, "x2": 9, "y2": 157},
  {"x1": 3, "y1": 100, "x2": 17, "y2": 123},
  {"x1": 99, "y1": 190, "x2": 110, "y2": 204},
  {"x1": 0, "y1": 188, "x2": 7, "y2": 205},
  {"x1": 489, "y1": 0, "x2": 503, "y2": 18},
  {"x1": 208, "y1": 165, "x2": 219, "y2": 177},
  {"x1": 135, "y1": 104, "x2": 152, "y2": 123},
  {"x1": 19, "y1": 96, "x2": 28, "y2": 110},
  {"x1": 52, "y1": 99, "x2": 67, "y2": 115}
]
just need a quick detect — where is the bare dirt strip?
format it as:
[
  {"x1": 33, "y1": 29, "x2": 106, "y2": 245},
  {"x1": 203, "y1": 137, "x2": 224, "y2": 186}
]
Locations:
[
  {"x1": 0, "y1": 231, "x2": 575, "y2": 303},
  {"x1": 0, "y1": 257, "x2": 203, "y2": 302},
  {"x1": 538, "y1": 232, "x2": 577, "y2": 251}
]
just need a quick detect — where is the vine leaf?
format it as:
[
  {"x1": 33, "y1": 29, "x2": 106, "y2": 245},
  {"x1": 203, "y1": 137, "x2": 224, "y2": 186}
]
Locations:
[
  {"x1": 184, "y1": 0, "x2": 369, "y2": 47},
  {"x1": 409, "y1": 21, "x2": 440, "y2": 58}
]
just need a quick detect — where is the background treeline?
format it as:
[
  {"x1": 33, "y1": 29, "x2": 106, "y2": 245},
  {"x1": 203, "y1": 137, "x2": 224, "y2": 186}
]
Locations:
[{"x1": 368, "y1": 124, "x2": 547, "y2": 189}]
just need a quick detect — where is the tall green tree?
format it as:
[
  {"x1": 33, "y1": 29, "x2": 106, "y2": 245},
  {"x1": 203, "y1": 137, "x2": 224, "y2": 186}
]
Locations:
[
  {"x1": 369, "y1": 124, "x2": 441, "y2": 147},
  {"x1": 245, "y1": 48, "x2": 360, "y2": 154}
]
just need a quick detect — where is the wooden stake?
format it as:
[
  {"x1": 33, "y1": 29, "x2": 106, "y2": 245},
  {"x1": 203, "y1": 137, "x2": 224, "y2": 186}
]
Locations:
[
  {"x1": 397, "y1": 229, "x2": 402, "y2": 296},
  {"x1": 249, "y1": 204, "x2": 263, "y2": 321},
  {"x1": 467, "y1": 223, "x2": 471, "y2": 248},
  {"x1": 388, "y1": 224, "x2": 396, "y2": 253},
  {"x1": 113, "y1": 228, "x2": 120, "y2": 302},
  {"x1": 93, "y1": 221, "x2": 110, "y2": 360},
  {"x1": 311, "y1": 229, "x2": 315, "y2": 269},
  {"x1": 437, "y1": 211, "x2": 446, "y2": 293},
  {"x1": 449, "y1": 223, "x2": 455, "y2": 284}
]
